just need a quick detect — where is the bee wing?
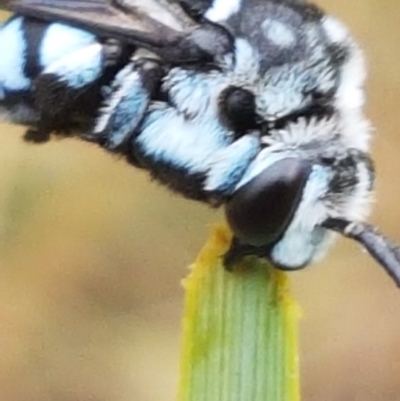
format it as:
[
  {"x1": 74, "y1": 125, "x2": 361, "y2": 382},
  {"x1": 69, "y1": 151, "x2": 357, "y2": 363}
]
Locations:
[{"x1": 0, "y1": 0, "x2": 213, "y2": 63}]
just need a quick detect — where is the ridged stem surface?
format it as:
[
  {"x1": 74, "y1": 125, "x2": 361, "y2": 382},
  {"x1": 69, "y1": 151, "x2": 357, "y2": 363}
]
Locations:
[{"x1": 178, "y1": 225, "x2": 300, "y2": 401}]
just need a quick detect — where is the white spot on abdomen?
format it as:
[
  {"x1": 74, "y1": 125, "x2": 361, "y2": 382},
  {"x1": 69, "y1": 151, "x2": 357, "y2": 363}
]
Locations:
[
  {"x1": 43, "y1": 43, "x2": 103, "y2": 88},
  {"x1": 40, "y1": 23, "x2": 96, "y2": 67},
  {"x1": 0, "y1": 17, "x2": 31, "y2": 92}
]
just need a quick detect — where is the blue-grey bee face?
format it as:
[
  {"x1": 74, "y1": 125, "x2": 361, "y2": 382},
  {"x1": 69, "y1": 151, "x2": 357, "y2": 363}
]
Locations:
[{"x1": 143, "y1": 0, "x2": 374, "y2": 269}]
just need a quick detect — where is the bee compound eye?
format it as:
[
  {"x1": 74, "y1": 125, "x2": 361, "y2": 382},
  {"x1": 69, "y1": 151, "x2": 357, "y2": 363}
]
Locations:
[
  {"x1": 225, "y1": 158, "x2": 312, "y2": 247},
  {"x1": 219, "y1": 86, "x2": 257, "y2": 134}
]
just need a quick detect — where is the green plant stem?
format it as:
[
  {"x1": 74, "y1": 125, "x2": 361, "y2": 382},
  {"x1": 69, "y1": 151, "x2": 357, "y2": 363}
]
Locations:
[{"x1": 178, "y1": 224, "x2": 300, "y2": 401}]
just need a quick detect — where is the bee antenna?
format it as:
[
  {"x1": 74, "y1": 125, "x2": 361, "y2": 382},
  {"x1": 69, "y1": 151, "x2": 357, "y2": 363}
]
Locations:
[{"x1": 323, "y1": 218, "x2": 400, "y2": 288}]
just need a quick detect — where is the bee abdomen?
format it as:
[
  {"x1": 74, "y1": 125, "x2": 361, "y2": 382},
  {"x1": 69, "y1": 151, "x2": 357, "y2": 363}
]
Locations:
[{"x1": 0, "y1": 15, "x2": 102, "y2": 127}]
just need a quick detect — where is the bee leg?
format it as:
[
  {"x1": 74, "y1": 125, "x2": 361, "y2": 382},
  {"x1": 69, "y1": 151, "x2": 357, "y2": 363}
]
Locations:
[
  {"x1": 204, "y1": 133, "x2": 261, "y2": 196},
  {"x1": 223, "y1": 237, "x2": 258, "y2": 271},
  {"x1": 223, "y1": 238, "x2": 277, "y2": 272},
  {"x1": 89, "y1": 58, "x2": 162, "y2": 151},
  {"x1": 23, "y1": 125, "x2": 51, "y2": 143}
]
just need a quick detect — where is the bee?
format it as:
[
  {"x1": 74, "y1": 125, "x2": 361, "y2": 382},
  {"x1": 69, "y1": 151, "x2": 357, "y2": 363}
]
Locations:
[{"x1": 1, "y1": 0, "x2": 400, "y2": 286}]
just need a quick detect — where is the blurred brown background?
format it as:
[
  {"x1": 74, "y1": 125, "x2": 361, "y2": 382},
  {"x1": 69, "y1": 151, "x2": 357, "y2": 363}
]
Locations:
[{"x1": 1, "y1": 1, "x2": 400, "y2": 400}]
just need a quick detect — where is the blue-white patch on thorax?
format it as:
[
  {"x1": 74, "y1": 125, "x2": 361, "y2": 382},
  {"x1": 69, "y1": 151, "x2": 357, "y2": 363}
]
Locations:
[
  {"x1": 163, "y1": 68, "x2": 226, "y2": 119},
  {"x1": 0, "y1": 17, "x2": 31, "y2": 93},
  {"x1": 261, "y1": 19, "x2": 297, "y2": 48},
  {"x1": 257, "y1": 58, "x2": 336, "y2": 120},
  {"x1": 204, "y1": 134, "x2": 260, "y2": 194},
  {"x1": 138, "y1": 64, "x2": 237, "y2": 175},
  {"x1": 136, "y1": 103, "x2": 231, "y2": 174}
]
